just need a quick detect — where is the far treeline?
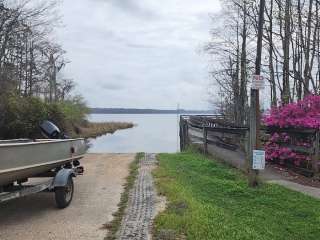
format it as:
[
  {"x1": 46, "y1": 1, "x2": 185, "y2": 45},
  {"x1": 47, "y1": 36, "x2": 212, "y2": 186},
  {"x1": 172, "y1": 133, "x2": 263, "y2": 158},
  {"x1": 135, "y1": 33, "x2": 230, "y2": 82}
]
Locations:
[
  {"x1": 206, "y1": 0, "x2": 320, "y2": 126},
  {"x1": 90, "y1": 108, "x2": 213, "y2": 115}
]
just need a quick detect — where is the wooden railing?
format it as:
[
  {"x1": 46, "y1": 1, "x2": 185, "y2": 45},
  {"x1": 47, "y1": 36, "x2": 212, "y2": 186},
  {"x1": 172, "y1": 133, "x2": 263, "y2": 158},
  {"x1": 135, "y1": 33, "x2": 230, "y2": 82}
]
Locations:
[
  {"x1": 264, "y1": 127, "x2": 320, "y2": 177},
  {"x1": 180, "y1": 115, "x2": 248, "y2": 152},
  {"x1": 180, "y1": 115, "x2": 249, "y2": 171},
  {"x1": 180, "y1": 115, "x2": 320, "y2": 177}
]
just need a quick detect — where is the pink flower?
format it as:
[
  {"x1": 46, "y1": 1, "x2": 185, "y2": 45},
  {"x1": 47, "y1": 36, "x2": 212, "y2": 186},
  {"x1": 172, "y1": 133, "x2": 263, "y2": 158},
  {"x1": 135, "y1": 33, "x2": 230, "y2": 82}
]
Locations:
[
  {"x1": 263, "y1": 95, "x2": 320, "y2": 166},
  {"x1": 263, "y1": 95, "x2": 320, "y2": 129}
]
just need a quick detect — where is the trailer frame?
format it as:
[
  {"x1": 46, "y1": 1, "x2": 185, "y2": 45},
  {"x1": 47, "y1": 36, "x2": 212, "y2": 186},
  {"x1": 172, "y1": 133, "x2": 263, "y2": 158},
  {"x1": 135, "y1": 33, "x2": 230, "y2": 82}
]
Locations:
[{"x1": 0, "y1": 165, "x2": 84, "y2": 208}]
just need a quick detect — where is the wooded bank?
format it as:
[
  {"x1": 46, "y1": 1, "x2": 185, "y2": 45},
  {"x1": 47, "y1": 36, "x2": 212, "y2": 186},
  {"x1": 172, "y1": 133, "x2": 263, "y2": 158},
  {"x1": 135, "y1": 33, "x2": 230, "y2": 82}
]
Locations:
[{"x1": 0, "y1": 1, "x2": 91, "y2": 139}]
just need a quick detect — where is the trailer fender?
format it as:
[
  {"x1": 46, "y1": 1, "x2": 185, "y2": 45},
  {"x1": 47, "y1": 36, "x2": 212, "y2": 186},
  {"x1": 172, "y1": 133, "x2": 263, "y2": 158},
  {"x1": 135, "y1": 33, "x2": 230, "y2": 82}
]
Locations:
[{"x1": 53, "y1": 169, "x2": 75, "y2": 188}]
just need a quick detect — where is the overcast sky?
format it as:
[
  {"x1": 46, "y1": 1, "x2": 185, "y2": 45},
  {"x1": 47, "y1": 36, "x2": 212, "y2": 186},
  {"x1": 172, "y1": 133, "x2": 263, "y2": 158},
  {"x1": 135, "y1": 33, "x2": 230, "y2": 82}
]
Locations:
[{"x1": 56, "y1": 0, "x2": 221, "y2": 110}]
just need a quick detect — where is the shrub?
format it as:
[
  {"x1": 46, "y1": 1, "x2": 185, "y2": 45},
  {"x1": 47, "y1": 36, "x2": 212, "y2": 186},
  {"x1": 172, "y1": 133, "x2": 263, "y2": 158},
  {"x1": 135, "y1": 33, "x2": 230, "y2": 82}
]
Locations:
[
  {"x1": 0, "y1": 94, "x2": 48, "y2": 138},
  {"x1": 0, "y1": 93, "x2": 89, "y2": 139},
  {"x1": 264, "y1": 95, "x2": 320, "y2": 129},
  {"x1": 263, "y1": 95, "x2": 320, "y2": 167}
]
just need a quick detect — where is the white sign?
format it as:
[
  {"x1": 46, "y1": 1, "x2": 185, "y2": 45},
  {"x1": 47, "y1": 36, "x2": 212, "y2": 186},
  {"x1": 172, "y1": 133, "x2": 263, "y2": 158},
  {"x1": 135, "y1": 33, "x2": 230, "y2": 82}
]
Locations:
[
  {"x1": 251, "y1": 75, "x2": 265, "y2": 90},
  {"x1": 252, "y1": 150, "x2": 266, "y2": 170}
]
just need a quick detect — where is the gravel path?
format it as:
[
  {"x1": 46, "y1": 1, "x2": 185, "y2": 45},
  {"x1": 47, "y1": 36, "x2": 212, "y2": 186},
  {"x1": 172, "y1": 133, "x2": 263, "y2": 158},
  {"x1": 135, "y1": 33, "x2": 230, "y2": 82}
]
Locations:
[
  {"x1": 117, "y1": 153, "x2": 158, "y2": 240},
  {"x1": 0, "y1": 153, "x2": 134, "y2": 240}
]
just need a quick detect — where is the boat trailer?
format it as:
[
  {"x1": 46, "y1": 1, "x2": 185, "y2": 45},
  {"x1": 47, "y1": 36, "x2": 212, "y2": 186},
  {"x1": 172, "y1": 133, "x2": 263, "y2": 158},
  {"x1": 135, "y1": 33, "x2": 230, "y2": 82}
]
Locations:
[
  {"x1": 0, "y1": 166, "x2": 84, "y2": 209},
  {"x1": 0, "y1": 121, "x2": 87, "y2": 209}
]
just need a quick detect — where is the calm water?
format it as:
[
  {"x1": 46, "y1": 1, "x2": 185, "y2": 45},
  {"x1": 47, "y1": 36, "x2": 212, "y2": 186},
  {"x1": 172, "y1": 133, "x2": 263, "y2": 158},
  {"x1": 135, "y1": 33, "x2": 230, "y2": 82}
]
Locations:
[{"x1": 88, "y1": 114, "x2": 180, "y2": 153}]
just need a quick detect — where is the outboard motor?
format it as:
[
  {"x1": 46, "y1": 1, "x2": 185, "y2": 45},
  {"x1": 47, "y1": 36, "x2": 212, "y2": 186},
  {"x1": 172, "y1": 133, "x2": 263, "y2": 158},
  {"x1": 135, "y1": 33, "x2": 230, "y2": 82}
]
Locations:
[
  {"x1": 40, "y1": 121, "x2": 81, "y2": 171},
  {"x1": 40, "y1": 121, "x2": 69, "y2": 139}
]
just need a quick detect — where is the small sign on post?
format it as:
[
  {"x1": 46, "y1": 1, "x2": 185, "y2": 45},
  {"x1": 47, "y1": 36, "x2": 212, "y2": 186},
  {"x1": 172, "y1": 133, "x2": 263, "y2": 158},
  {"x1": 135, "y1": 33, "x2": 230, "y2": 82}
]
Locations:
[
  {"x1": 251, "y1": 75, "x2": 265, "y2": 90},
  {"x1": 252, "y1": 150, "x2": 265, "y2": 170}
]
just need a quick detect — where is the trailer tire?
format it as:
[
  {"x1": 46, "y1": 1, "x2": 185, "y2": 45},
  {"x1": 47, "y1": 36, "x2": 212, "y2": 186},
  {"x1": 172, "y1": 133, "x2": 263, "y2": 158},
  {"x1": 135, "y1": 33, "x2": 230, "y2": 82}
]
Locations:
[{"x1": 55, "y1": 176, "x2": 74, "y2": 209}]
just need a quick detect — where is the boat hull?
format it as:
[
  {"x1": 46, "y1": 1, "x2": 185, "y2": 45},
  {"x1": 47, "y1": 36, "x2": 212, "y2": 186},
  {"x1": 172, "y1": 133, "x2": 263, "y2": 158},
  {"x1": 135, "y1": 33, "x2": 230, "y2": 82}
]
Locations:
[{"x1": 0, "y1": 139, "x2": 87, "y2": 187}]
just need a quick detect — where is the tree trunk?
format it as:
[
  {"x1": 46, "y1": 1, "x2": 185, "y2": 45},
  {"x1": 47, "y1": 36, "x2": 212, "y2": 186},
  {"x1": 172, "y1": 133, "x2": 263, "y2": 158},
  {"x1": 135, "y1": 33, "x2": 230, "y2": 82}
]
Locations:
[{"x1": 282, "y1": 0, "x2": 291, "y2": 104}]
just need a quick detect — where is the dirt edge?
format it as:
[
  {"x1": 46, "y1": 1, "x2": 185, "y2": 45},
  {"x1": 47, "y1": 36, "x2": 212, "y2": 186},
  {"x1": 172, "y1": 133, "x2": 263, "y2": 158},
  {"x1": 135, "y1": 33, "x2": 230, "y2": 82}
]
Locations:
[{"x1": 104, "y1": 153, "x2": 144, "y2": 240}]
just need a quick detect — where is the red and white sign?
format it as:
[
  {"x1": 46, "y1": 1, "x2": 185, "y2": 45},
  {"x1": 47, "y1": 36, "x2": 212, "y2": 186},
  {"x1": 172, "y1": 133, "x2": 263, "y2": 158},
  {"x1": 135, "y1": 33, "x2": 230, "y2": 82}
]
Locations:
[{"x1": 251, "y1": 75, "x2": 265, "y2": 90}]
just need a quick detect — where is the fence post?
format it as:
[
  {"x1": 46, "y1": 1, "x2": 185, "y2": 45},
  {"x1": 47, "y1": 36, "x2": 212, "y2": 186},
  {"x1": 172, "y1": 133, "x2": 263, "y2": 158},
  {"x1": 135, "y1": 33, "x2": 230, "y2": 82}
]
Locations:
[
  {"x1": 179, "y1": 117, "x2": 189, "y2": 151},
  {"x1": 179, "y1": 116, "x2": 184, "y2": 151},
  {"x1": 312, "y1": 131, "x2": 320, "y2": 178},
  {"x1": 203, "y1": 127, "x2": 208, "y2": 155},
  {"x1": 185, "y1": 121, "x2": 189, "y2": 148},
  {"x1": 180, "y1": 118, "x2": 190, "y2": 151}
]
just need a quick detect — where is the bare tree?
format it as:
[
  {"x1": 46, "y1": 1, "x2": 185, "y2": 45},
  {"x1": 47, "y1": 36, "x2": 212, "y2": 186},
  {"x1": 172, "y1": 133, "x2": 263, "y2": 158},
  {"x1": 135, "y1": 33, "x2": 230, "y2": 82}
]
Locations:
[
  {"x1": 207, "y1": 0, "x2": 320, "y2": 120},
  {"x1": 0, "y1": 0, "x2": 73, "y2": 102}
]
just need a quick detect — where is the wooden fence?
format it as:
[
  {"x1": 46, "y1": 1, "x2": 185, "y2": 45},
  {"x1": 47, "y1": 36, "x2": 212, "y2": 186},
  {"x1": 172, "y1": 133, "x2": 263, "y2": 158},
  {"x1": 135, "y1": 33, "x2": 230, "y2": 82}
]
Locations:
[
  {"x1": 180, "y1": 115, "x2": 320, "y2": 177},
  {"x1": 265, "y1": 127, "x2": 320, "y2": 177},
  {"x1": 180, "y1": 115, "x2": 249, "y2": 171}
]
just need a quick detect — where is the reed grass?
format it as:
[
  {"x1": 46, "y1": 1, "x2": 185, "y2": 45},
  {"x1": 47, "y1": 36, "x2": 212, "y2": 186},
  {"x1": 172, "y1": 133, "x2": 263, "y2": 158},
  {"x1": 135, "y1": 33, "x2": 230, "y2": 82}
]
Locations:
[{"x1": 75, "y1": 122, "x2": 134, "y2": 139}]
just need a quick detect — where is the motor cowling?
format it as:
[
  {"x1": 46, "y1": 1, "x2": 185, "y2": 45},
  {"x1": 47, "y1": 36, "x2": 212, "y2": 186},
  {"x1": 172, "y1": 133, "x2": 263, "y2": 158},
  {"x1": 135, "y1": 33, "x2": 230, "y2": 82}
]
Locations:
[{"x1": 40, "y1": 121, "x2": 61, "y2": 139}]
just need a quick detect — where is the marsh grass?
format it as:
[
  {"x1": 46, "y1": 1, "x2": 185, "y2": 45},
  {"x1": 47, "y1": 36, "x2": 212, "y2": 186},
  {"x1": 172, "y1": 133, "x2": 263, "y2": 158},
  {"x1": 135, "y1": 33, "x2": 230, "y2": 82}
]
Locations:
[{"x1": 76, "y1": 122, "x2": 134, "y2": 139}]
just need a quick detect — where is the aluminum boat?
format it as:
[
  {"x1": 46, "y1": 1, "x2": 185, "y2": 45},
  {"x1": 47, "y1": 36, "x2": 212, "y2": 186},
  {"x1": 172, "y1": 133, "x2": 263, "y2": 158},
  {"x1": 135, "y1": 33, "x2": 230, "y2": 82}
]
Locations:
[{"x1": 0, "y1": 138, "x2": 87, "y2": 187}]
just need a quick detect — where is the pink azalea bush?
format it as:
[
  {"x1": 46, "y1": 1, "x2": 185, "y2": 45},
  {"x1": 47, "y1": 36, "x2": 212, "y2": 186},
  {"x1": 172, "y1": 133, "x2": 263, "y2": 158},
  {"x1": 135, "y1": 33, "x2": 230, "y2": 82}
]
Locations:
[
  {"x1": 264, "y1": 95, "x2": 320, "y2": 129},
  {"x1": 265, "y1": 140, "x2": 311, "y2": 167},
  {"x1": 263, "y1": 95, "x2": 320, "y2": 167}
]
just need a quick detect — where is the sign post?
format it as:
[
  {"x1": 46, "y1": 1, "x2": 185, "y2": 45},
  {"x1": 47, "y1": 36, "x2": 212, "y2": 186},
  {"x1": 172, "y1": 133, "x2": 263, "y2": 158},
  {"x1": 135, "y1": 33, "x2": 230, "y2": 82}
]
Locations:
[{"x1": 249, "y1": 0, "x2": 266, "y2": 187}]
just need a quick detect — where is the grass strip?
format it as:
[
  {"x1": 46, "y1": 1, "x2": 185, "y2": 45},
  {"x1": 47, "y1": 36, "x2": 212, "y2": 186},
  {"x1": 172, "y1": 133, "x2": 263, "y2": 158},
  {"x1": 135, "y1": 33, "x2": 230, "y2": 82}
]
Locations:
[
  {"x1": 104, "y1": 152, "x2": 144, "y2": 240},
  {"x1": 153, "y1": 150, "x2": 320, "y2": 240}
]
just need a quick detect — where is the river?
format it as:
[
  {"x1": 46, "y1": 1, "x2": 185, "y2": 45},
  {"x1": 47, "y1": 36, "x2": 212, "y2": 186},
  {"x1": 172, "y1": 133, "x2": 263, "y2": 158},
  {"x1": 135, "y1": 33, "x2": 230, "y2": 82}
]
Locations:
[{"x1": 88, "y1": 114, "x2": 180, "y2": 153}]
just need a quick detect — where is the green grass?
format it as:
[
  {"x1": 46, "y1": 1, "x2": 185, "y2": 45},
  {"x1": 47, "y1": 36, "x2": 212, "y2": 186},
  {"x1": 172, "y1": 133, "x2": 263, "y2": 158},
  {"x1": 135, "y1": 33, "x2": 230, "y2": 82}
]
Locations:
[
  {"x1": 153, "y1": 151, "x2": 320, "y2": 240},
  {"x1": 104, "y1": 152, "x2": 143, "y2": 240}
]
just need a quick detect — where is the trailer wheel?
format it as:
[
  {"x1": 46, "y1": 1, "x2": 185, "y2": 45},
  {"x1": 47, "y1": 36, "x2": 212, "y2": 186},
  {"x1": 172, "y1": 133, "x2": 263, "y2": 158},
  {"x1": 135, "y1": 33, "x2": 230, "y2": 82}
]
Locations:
[{"x1": 55, "y1": 177, "x2": 74, "y2": 209}]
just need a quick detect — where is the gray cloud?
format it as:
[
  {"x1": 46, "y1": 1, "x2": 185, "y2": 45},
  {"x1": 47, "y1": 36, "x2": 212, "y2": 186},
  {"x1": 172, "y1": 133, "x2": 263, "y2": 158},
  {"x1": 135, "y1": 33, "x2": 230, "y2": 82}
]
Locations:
[
  {"x1": 126, "y1": 43, "x2": 158, "y2": 49},
  {"x1": 56, "y1": 0, "x2": 221, "y2": 110},
  {"x1": 107, "y1": 0, "x2": 158, "y2": 18},
  {"x1": 100, "y1": 82, "x2": 124, "y2": 91}
]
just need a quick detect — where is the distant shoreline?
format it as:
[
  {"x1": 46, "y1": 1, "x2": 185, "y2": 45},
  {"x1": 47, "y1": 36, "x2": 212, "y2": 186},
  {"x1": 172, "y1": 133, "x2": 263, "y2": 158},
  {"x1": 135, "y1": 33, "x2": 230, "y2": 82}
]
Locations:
[{"x1": 90, "y1": 108, "x2": 214, "y2": 115}]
